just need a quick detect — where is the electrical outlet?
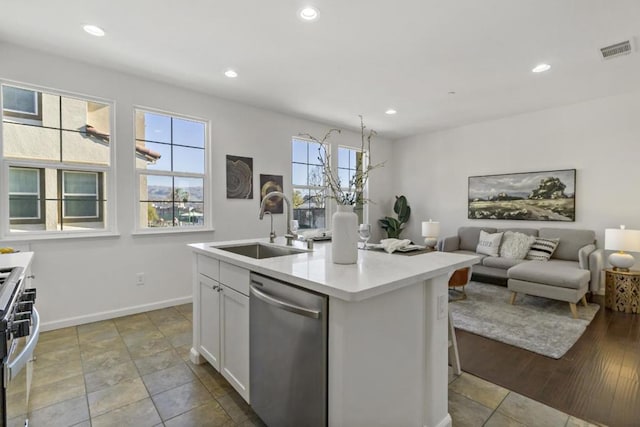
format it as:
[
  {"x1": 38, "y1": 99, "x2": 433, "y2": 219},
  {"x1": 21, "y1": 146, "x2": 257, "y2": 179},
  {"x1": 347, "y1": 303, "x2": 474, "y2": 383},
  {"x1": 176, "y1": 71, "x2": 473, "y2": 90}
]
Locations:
[{"x1": 136, "y1": 272, "x2": 145, "y2": 286}]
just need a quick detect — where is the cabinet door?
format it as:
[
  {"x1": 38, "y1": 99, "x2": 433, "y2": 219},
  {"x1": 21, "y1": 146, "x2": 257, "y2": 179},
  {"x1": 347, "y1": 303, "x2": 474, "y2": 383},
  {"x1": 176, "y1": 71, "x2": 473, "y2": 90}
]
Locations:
[
  {"x1": 220, "y1": 284, "x2": 250, "y2": 402},
  {"x1": 199, "y1": 275, "x2": 221, "y2": 370}
]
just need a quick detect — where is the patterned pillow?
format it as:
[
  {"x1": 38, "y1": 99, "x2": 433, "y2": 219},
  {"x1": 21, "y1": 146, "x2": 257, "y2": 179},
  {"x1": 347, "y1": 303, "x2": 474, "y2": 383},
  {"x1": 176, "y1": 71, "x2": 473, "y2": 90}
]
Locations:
[
  {"x1": 500, "y1": 231, "x2": 537, "y2": 259},
  {"x1": 526, "y1": 237, "x2": 560, "y2": 261},
  {"x1": 476, "y1": 230, "x2": 504, "y2": 257}
]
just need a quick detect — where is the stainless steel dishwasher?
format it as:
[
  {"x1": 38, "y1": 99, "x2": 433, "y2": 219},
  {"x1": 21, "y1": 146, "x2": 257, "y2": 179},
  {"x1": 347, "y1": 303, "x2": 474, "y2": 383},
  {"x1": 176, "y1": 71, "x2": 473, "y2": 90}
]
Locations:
[{"x1": 250, "y1": 273, "x2": 328, "y2": 427}]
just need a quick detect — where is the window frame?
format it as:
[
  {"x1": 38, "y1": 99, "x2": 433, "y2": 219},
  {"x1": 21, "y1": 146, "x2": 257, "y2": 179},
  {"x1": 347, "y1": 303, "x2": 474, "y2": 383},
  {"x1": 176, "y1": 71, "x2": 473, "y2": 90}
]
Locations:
[
  {"x1": 8, "y1": 166, "x2": 44, "y2": 224},
  {"x1": 0, "y1": 80, "x2": 117, "y2": 240},
  {"x1": 133, "y1": 106, "x2": 211, "y2": 234},
  {"x1": 2, "y1": 86, "x2": 43, "y2": 122},
  {"x1": 59, "y1": 170, "x2": 102, "y2": 221},
  {"x1": 291, "y1": 136, "x2": 328, "y2": 231}
]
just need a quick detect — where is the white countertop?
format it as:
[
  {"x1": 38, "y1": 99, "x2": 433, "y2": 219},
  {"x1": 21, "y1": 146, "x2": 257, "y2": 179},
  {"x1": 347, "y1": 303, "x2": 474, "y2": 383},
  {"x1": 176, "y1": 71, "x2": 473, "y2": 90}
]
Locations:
[
  {"x1": 0, "y1": 251, "x2": 34, "y2": 271},
  {"x1": 189, "y1": 238, "x2": 480, "y2": 301}
]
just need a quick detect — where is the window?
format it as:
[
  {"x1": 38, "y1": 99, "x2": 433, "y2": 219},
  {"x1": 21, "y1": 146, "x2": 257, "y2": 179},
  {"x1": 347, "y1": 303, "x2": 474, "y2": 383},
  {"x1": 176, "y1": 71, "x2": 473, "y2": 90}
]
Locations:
[
  {"x1": 9, "y1": 167, "x2": 42, "y2": 222},
  {"x1": 338, "y1": 146, "x2": 367, "y2": 224},
  {"x1": 61, "y1": 171, "x2": 101, "y2": 219},
  {"x1": 135, "y1": 109, "x2": 207, "y2": 230},
  {"x1": 1, "y1": 83, "x2": 113, "y2": 236},
  {"x1": 2, "y1": 86, "x2": 42, "y2": 121},
  {"x1": 292, "y1": 137, "x2": 326, "y2": 229}
]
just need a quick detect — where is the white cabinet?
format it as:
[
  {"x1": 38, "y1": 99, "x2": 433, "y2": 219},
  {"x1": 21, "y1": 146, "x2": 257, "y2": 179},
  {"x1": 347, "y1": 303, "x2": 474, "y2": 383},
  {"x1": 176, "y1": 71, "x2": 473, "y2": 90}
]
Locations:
[
  {"x1": 192, "y1": 255, "x2": 250, "y2": 402},
  {"x1": 220, "y1": 284, "x2": 249, "y2": 400},
  {"x1": 197, "y1": 274, "x2": 220, "y2": 370}
]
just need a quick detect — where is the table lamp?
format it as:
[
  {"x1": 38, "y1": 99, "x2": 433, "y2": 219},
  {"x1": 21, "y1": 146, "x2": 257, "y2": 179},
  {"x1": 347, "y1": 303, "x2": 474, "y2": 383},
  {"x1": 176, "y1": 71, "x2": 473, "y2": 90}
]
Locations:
[
  {"x1": 421, "y1": 220, "x2": 440, "y2": 249},
  {"x1": 605, "y1": 225, "x2": 640, "y2": 271}
]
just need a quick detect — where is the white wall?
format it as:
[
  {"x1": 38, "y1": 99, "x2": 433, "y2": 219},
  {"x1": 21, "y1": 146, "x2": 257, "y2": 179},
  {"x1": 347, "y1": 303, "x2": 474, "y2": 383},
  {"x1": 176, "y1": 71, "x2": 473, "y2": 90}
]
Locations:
[
  {"x1": 392, "y1": 90, "x2": 640, "y2": 270},
  {"x1": 0, "y1": 42, "x2": 394, "y2": 329}
]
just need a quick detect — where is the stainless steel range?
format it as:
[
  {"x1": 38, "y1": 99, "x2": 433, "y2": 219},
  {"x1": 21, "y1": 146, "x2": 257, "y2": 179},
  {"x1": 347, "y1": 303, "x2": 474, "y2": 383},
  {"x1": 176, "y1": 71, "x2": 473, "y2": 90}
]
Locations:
[{"x1": 0, "y1": 266, "x2": 39, "y2": 427}]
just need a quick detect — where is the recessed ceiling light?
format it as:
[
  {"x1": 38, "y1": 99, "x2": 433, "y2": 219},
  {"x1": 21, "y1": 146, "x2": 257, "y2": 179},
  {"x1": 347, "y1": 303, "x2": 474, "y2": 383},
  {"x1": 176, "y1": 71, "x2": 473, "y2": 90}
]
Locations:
[
  {"x1": 299, "y1": 7, "x2": 319, "y2": 21},
  {"x1": 224, "y1": 69, "x2": 238, "y2": 78},
  {"x1": 385, "y1": 109, "x2": 397, "y2": 115},
  {"x1": 83, "y1": 24, "x2": 105, "y2": 37},
  {"x1": 532, "y1": 63, "x2": 551, "y2": 73}
]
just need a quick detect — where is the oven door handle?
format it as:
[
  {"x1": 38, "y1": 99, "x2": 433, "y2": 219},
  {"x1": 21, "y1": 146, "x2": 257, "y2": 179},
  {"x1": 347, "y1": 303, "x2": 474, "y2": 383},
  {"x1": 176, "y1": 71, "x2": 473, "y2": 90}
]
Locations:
[{"x1": 7, "y1": 307, "x2": 40, "y2": 381}]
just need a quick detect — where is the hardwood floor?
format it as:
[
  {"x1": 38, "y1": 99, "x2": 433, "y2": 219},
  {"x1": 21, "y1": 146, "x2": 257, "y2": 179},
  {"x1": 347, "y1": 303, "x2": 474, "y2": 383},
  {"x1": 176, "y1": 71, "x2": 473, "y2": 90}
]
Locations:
[{"x1": 456, "y1": 295, "x2": 640, "y2": 426}]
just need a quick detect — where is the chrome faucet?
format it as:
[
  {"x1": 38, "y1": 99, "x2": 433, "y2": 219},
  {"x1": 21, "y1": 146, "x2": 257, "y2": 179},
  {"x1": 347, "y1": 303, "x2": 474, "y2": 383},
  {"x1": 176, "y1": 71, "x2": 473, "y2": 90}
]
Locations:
[
  {"x1": 264, "y1": 211, "x2": 276, "y2": 243},
  {"x1": 259, "y1": 191, "x2": 296, "y2": 246}
]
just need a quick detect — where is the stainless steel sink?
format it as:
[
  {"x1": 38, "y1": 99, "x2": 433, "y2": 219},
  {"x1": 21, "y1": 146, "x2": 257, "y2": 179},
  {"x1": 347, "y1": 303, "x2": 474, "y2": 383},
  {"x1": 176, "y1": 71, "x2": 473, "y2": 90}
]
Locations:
[{"x1": 215, "y1": 243, "x2": 308, "y2": 259}]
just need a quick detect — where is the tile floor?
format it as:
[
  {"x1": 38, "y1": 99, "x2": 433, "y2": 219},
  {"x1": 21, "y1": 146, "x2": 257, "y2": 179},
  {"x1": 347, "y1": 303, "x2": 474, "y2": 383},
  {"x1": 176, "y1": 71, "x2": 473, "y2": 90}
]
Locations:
[{"x1": 17, "y1": 304, "x2": 602, "y2": 427}]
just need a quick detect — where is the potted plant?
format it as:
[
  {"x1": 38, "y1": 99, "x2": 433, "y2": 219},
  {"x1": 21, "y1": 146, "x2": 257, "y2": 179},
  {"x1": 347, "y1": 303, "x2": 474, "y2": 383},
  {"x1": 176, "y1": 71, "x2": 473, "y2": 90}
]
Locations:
[
  {"x1": 300, "y1": 116, "x2": 384, "y2": 263},
  {"x1": 379, "y1": 195, "x2": 411, "y2": 239}
]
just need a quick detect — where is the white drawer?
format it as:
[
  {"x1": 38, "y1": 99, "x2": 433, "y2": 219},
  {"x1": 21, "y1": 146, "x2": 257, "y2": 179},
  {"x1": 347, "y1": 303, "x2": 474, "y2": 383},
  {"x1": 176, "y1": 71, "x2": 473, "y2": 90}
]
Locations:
[
  {"x1": 198, "y1": 255, "x2": 219, "y2": 281},
  {"x1": 219, "y1": 262, "x2": 250, "y2": 296}
]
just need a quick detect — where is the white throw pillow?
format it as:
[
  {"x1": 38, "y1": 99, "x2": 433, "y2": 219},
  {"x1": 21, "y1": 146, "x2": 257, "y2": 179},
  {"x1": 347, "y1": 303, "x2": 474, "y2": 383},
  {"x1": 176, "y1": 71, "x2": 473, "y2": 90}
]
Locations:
[
  {"x1": 499, "y1": 231, "x2": 537, "y2": 259},
  {"x1": 476, "y1": 230, "x2": 503, "y2": 257}
]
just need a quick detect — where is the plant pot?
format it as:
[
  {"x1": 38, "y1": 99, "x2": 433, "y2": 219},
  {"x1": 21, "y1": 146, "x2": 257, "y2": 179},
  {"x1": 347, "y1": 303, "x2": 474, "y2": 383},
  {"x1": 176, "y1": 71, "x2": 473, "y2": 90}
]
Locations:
[{"x1": 331, "y1": 204, "x2": 358, "y2": 264}]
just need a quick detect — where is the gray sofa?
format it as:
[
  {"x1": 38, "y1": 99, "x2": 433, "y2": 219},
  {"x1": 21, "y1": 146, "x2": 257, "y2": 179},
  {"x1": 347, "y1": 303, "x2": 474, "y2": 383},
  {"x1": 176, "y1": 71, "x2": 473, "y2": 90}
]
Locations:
[{"x1": 438, "y1": 226, "x2": 604, "y2": 318}]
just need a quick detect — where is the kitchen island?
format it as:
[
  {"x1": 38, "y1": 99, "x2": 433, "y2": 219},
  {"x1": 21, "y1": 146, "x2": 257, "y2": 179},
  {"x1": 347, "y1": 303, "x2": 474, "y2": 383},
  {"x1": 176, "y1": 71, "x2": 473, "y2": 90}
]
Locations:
[{"x1": 190, "y1": 238, "x2": 479, "y2": 427}]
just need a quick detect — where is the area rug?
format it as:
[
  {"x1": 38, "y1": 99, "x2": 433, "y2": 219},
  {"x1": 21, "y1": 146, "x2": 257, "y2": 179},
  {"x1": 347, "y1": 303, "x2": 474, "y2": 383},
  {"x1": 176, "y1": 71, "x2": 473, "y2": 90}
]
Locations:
[{"x1": 449, "y1": 281, "x2": 600, "y2": 359}]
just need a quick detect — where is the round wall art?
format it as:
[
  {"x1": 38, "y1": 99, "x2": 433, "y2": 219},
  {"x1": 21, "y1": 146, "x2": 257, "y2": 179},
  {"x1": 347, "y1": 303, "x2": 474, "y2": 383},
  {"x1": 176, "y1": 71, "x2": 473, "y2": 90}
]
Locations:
[{"x1": 226, "y1": 155, "x2": 253, "y2": 199}]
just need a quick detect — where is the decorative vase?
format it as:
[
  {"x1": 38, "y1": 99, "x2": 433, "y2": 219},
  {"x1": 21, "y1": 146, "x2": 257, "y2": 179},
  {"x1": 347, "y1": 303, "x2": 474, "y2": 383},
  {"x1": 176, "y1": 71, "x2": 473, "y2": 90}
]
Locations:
[{"x1": 331, "y1": 204, "x2": 358, "y2": 264}]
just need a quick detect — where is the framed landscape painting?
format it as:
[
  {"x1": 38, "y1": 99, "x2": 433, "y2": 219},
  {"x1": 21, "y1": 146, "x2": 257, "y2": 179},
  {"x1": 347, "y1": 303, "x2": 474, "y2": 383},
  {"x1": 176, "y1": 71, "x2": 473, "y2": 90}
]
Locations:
[{"x1": 468, "y1": 169, "x2": 576, "y2": 221}]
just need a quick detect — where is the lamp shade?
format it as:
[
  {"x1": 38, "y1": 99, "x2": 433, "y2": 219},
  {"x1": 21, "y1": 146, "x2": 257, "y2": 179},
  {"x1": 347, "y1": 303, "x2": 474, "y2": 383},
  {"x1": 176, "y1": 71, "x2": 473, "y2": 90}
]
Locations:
[
  {"x1": 421, "y1": 220, "x2": 440, "y2": 238},
  {"x1": 605, "y1": 228, "x2": 640, "y2": 252}
]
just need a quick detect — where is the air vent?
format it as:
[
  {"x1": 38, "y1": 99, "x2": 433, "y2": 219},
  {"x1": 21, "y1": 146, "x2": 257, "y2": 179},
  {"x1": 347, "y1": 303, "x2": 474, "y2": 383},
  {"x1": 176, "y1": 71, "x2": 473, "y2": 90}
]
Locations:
[{"x1": 600, "y1": 40, "x2": 633, "y2": 60}]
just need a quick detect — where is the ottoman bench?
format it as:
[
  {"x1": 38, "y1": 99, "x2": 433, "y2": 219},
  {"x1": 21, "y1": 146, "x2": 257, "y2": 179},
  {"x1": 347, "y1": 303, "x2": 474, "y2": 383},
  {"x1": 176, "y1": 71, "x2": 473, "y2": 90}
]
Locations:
[{"x1": 508, "y1": 260, "x2": 590, "y2": 318}]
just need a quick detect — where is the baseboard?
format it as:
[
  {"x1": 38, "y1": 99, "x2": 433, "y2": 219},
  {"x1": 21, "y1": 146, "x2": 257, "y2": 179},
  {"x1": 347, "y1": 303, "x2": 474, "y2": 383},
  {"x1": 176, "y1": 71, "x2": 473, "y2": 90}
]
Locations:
[
  {"x1": 426, "y1": 413, "x2": 452, "y2": 427},
  {"x1": 40, "y1": 296, "x2": 193, "y2": 332}
]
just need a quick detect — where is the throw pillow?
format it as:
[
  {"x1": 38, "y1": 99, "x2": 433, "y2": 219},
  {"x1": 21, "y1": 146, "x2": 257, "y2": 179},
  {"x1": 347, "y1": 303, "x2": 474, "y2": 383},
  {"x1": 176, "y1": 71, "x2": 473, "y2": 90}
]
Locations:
[
  {"x1": 526, "y1": 237, "x2": 560, "y2": 261},
  {"x1": 500, "y1": 231, "x2": 537, "y2": 259},
  {"x1": 476, "y1": 230, "x2": 503, "y2": 257}
]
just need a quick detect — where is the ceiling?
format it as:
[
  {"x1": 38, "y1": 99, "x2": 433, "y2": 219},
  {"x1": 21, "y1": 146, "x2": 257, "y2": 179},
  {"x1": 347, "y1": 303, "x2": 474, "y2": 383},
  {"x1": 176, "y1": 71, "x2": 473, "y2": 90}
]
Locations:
[{"x1": 1, "y1": 0, "x2": 640, "y2": 139}]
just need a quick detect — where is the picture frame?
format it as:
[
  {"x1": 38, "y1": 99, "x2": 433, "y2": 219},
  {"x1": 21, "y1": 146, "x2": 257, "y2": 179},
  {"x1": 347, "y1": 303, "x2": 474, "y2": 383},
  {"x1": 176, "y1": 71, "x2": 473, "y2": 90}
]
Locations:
[
  {"x1": 226, "y1": 155, "x2": 253, "y2": 199},
  {"x1": 468, "y1": 169, "x2": 576, "y2": 221},
  {"x1": 259, "y1": 174, "x2": 284, "y2": 214}
]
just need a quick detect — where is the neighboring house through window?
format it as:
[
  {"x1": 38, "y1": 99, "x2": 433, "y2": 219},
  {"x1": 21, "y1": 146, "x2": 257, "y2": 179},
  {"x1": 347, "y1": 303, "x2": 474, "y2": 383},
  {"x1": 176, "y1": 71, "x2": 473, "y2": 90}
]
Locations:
[
  {"x1": 8, "y1": 167, "x2": 43, "y2": 222},
  {"x1": 61, "y1": 171, "x2": 101, "y2": 220},
  {"x1": 1, "y1": 83, "x2": 114, "y2": 235},
  {"x1": 292, "y1": 137, "x2": 326, "y2": 230},
  {"x1": 2, "y1": 85, "x2": 42, "y2": 123},
  {"x1": 135, "y1": 109, "x2": 208, "y2": 230}
]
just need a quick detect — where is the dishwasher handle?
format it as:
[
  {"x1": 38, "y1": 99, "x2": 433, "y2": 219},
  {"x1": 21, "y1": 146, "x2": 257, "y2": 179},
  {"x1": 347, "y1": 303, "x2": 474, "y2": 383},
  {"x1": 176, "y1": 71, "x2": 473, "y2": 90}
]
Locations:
[{"x1": 250, "y1": 285, "x2": 320, "y2": 319}]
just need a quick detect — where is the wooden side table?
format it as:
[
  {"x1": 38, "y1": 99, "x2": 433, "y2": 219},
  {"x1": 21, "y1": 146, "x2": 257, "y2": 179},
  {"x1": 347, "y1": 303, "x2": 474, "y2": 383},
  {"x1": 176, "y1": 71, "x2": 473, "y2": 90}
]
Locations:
[{"x1": 605, "y1": 269, "x2": 640, "y2": 313}]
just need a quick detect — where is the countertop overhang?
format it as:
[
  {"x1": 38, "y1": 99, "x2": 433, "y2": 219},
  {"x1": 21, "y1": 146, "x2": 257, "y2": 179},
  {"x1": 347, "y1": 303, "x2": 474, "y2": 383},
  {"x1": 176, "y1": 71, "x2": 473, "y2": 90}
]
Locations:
[
  {"x1": 0, "y1": 252, "x2": 34, "y2": 271},
  {"x1": 190, "y1": 238, "x2": 480, "y2": 302}
]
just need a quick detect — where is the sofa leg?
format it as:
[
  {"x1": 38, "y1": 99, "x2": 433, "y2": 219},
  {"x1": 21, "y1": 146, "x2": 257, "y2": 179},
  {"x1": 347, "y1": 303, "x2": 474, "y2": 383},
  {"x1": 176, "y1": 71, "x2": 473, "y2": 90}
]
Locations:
[
  {"x1": 510, "y1": 292, "x2": 517, "y2": 305},
  {"x1": 569, "y1": 302, "x2": 578, "y2": 319},
  {"x1": 581, "y1": 295, "x2": 588, "y2": 307}
]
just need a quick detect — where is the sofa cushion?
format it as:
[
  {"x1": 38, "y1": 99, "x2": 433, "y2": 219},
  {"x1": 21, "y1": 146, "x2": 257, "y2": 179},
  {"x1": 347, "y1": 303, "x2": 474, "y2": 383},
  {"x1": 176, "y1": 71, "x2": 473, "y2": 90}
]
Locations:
[
  {"x1": 500, "y1": 231, "x2": 537, "y2": 259},
  {"x1": 508, "y1": 260, "x2": 589, "y2": 290},
  {"x1": 482, "y1": 256, "x2": 527, "y2": 269},
  {"x1": 497, "y1": 228, "x2": 539, "y2": 237},
  {"x1": 459, "y1": 227, "x2": 497, "y2": 251},
  {"x1": 476, "y1": 230, "x2": 503, "y2": 256},
  {"x1": 539, "y1": 228, "x2": 595, "y2": 262},
  {"x1": 526, "y1": 237, "x2": 559, "y2": 261}
]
